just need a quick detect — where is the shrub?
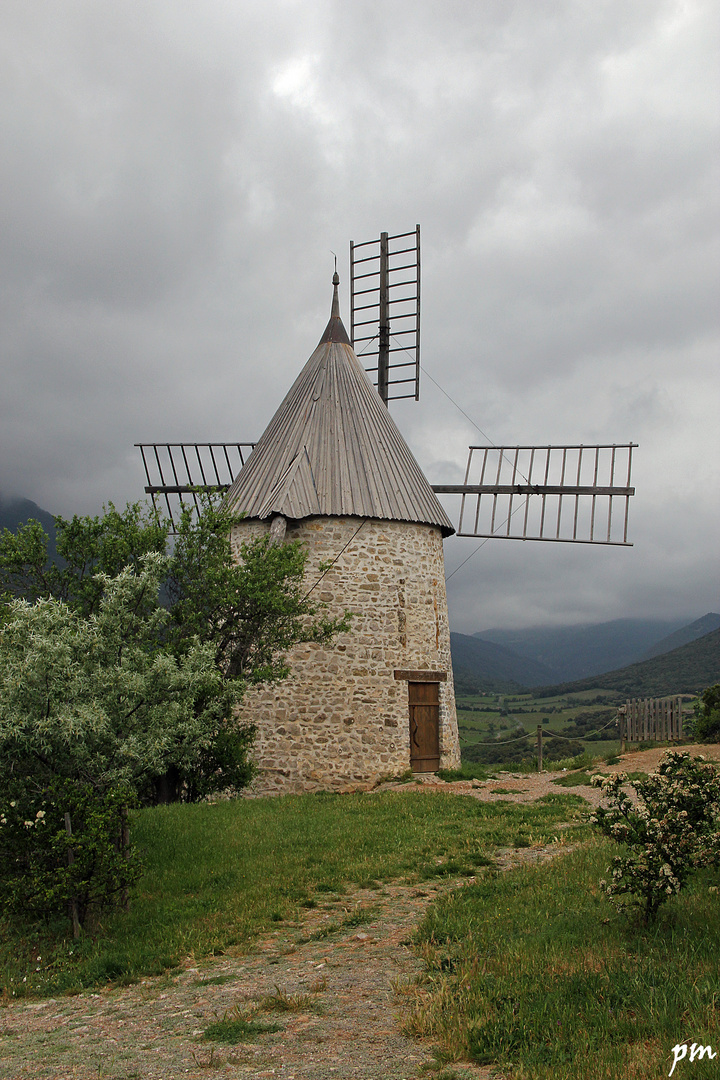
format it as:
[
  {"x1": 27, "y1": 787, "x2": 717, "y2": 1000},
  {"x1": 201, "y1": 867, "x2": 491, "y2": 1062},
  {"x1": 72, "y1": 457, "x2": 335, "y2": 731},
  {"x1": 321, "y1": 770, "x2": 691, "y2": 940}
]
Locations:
[
  {"x1": 694, "y1": 683, "x2": 720, "y2": 742},
  {"x1": 591, "y1": 751, "x2": 720, "y2": 921},
  {"x1": 0, "y1": 498, "x2": 349, "y2": 932}
]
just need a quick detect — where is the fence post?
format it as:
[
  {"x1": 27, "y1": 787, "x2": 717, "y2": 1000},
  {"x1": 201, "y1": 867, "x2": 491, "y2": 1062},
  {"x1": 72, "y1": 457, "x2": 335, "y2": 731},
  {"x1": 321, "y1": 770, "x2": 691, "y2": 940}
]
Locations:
[
  {"x1": 536, "y1": 725, "x2": 543, "y2": 773},
  {"x1": 619, "y1": 708, "x2": 626, "y2": 754},
  {"x1": 64, "y1": 812, "x2": 81, "y2": 941}
]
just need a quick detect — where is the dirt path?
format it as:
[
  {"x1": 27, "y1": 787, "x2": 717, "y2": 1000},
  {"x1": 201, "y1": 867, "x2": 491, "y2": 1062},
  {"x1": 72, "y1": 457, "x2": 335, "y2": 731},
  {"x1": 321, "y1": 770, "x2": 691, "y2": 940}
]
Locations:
[
  {"x1": 381, "y1": 743, "x2": 720, "y2": 807},
  {"x1": 1, "y1": 863, "x2": 552, "y2": 1080},
  {"x1": 3, "y1": 745, "x2": 717, "y2": 1080},
  {"x1": 599, "y1": 742, "x2": 720, "y2": 774}
]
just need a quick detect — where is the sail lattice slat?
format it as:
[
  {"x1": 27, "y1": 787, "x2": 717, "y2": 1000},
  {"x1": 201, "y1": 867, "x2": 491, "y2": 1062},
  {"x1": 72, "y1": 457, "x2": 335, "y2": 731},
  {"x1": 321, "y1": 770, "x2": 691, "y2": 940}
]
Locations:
[{"x1": 350, "y1": 226, "x2": 420, "y2": 402}]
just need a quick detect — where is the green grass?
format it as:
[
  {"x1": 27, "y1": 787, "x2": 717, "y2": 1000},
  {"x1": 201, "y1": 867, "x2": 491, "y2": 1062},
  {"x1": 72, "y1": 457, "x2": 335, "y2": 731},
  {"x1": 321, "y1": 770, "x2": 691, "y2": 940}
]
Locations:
[
  {"x1": 437, "y1": 763, "x2": 491, "y2": 782},
  {"x1": 0, "y1": 790, "x2": 587, "y2": 998},
  {"x1": 552, "y1": 770, "x2": 597, "y2": 787},
  {"x1": 299, "y1": 904, "x2": 379, "y2": 942},
  {"x1": 406, "y1": 839, "x2": 720, "y2": 1079},
  {"x1": 202, "y1": 1015, "x2": 282, "y2": 1043}
]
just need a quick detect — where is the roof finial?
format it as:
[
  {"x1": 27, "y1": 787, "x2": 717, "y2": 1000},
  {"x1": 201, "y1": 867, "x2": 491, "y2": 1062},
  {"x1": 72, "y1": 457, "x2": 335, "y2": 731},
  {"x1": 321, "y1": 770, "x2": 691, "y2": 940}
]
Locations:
[
  {"x1": 318, "y1": 259, "x2": 350, "y2": 345},
  {"x1": 331, "y1": 254, "x2": 340, "y2": 319}
]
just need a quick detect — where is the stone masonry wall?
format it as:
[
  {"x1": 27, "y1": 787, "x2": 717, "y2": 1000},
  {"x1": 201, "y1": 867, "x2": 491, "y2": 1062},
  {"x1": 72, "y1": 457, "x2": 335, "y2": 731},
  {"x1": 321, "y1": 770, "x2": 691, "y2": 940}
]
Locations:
[{"x1": 230, "y1": 516, "x2": 460, "y2": 795}]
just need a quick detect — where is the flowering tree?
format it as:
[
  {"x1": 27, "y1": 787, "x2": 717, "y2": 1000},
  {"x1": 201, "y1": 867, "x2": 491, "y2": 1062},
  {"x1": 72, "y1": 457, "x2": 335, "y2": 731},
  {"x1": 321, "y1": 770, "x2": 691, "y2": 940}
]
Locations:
[
  {"x1": 0, "y1": 555, "x2": 250, "y2": 928},
  {"x1": 0, "y1": 554, "x2": 247, "y2": 797},
  {"x1": 592, "y1": 751, "x2": 720, "y2": 922},
  {"x1": 0, "y1": 496, "x2": 349, "y2": 802}
]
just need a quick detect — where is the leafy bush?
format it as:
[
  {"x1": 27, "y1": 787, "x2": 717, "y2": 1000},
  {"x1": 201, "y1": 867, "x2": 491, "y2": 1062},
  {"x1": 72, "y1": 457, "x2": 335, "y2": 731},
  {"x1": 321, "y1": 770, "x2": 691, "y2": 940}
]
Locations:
[
  {"x1": 693, "y1": 683, "x2": 720, "y2": 742},
  {"x1": 592, "y1": 751, "x2": 720, "y2": 921},
  {"x1": 463, "y1": 737, "x2": 532, "y2": 766},
  {"x1": 0, "y1": 555, "x2": 252, "y2": 801},
  {"x1": 542, "y1": 737, "x2": 585, "y2": 761},
  {"x1": 560, "y1": 708, "x2": 618, "y2": 741}
]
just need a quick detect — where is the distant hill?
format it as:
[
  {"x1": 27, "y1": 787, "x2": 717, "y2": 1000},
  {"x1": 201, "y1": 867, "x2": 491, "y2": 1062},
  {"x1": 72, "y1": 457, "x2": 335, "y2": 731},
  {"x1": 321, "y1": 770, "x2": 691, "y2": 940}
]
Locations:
[
  {"x1": 639, "y1": 613, "x2": 720, "y2": 661},
  {"x1": 0, "y1": 495, "x2": 57, "y2": 560},
  {"x1": 531, "y1": 628, "x2": 720, "y2": 698},
  {"x1": 475, "y1": 618, "x2": 688, "y2": 683},
  {"x1": 450, "y1": 632, "x2": 559, "y2": 694}
]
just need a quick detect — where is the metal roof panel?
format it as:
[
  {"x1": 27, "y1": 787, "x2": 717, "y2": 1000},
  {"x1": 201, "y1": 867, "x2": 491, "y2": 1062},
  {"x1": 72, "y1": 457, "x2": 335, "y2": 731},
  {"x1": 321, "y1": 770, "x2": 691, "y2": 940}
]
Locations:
[{"x1": 225, "y1": 283, "x2": 454, "y2": 536}]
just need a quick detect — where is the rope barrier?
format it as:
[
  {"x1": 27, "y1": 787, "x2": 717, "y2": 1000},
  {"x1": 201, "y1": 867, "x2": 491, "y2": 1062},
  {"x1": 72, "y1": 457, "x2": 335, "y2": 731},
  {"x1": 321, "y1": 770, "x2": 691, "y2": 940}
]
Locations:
[
  {"x1": 537, "y1": 716, "x2": 620, "y2": 742},
  {"x1": 462, "y1": 729, "x2": 538, "y2": 747},
  {"x1": 461, "y1": 714, "x2": 620, "y2": 751}
]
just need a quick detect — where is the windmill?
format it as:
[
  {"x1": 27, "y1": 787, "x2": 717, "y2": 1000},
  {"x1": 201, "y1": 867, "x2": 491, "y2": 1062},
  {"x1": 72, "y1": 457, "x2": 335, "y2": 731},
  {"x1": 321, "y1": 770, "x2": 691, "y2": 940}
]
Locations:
[{"x1": 136, "y1": 226, "x2": 635, "y2": 794}]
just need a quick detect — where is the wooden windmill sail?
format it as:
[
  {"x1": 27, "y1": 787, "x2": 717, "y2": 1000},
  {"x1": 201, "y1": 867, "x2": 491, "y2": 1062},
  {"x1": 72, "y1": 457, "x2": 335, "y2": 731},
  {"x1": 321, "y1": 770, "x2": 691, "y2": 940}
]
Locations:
[{"x1": 349, "y1": 226, "x2": 635, "y2": 547}]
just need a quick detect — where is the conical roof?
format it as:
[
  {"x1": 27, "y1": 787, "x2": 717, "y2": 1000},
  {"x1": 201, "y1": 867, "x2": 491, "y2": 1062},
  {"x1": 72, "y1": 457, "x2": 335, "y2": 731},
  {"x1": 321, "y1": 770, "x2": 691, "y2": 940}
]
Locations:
[{"x1": 225, "y1": 276, "x2": 454, "y2": 537}]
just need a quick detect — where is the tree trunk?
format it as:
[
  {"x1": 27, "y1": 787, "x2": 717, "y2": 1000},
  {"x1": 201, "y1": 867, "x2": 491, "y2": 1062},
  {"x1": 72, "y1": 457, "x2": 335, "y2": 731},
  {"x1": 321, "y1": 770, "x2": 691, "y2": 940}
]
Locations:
[
  {"x1": 64, "y1": 812, "x2": 81, "y2": 940},
  {"x1": 156, "y1": 764, "x2": 181, "y2": 804}
]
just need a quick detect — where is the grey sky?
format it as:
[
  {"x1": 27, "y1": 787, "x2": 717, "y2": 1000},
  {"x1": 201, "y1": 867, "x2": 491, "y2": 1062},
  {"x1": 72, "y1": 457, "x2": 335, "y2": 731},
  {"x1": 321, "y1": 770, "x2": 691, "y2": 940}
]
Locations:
[{"x1": 1, "y1": 0, "x2": 718, "y2": 631}]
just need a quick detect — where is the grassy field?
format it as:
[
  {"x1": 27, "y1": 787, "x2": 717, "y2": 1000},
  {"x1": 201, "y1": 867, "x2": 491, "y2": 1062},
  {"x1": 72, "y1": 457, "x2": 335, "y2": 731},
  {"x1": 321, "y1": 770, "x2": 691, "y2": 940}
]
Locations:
[
  {"x1": 0, "y1": 789, "x2": 587, "y2": 1000},
  {"x1": 406, "y1": 839, "x2": 720, "y2": 1079}
]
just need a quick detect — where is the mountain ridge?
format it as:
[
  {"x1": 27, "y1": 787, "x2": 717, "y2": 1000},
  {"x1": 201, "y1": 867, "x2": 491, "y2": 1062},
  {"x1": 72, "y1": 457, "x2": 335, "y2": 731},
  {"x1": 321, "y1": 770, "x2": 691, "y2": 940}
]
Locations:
[
  {"x1": 638, "y1": 613, "x2": 720, "y2": 661},
  {"x1": 450, "y1": 632, "x2": 558, "y2": 694},
  {"x1": 530, "y1": 628, "x2": 720, "y2": 698},
  {"x1": 474, "y1": 617, "x2": 691, "y2": 683}
]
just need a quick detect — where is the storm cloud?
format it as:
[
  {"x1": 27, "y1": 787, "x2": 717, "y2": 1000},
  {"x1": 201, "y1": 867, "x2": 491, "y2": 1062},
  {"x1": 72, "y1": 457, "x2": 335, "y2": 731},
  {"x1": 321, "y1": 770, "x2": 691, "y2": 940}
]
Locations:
[{"x1": 1, "y1": 0, "x2": 717, "y2": 630}]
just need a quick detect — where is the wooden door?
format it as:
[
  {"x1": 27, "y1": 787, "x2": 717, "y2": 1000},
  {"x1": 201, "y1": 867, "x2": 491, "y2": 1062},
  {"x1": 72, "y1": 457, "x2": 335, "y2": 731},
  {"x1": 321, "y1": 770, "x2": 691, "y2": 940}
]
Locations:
[{"x1": 409, "y1": 682, "x2": 440, "y2": 772}]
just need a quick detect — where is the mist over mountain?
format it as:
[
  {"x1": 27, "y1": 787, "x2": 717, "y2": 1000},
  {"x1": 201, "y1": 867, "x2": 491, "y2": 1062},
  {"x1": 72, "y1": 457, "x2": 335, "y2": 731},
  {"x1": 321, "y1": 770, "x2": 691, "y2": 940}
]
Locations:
[
  {"x1": 531, "y1": 628, "x2": 720, "y2": 698},
  {"x1": 474, "y1": 619, "x2": 689, "y2": 684},
  {"x1": 450, "y1": 633, "x2": 558, "y2": 694},
  {"x1": 639, "y1": 614, "x2": 720, "y2": 661}
]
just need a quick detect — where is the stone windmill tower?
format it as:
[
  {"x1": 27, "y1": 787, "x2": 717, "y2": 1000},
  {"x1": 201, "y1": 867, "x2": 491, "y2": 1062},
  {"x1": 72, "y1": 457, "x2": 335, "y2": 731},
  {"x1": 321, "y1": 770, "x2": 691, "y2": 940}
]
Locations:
[{"x1": 221, "y1": 271, "x2": 460, "y2": 794}]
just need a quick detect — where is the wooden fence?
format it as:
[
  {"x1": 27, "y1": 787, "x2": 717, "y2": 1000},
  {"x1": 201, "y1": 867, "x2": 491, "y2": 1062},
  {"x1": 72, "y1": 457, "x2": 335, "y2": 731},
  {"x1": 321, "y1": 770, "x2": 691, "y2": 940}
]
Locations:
[{"x1": 620, "y1": 696, "x2": 684, "y2": 744}]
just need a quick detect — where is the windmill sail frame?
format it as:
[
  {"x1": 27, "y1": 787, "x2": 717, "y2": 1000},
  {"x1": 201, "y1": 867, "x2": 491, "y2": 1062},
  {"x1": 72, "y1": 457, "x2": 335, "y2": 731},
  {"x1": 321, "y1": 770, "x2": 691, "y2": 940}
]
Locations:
[
  {"x1": 138, "y1": 440, "x2": 636, "y2": 545},
  {"x1": 136, "y1": 226, "x2": 635, "y2": 543},
  {"x1": 136, "y1": 442, "x2": 254, "y2": 524},
  {"x1": 432, "y1": 443, "x2": 636, "y2": 545},
  {"x1": 350, "y1": 225, "x2": 420, "y2": 404}
]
